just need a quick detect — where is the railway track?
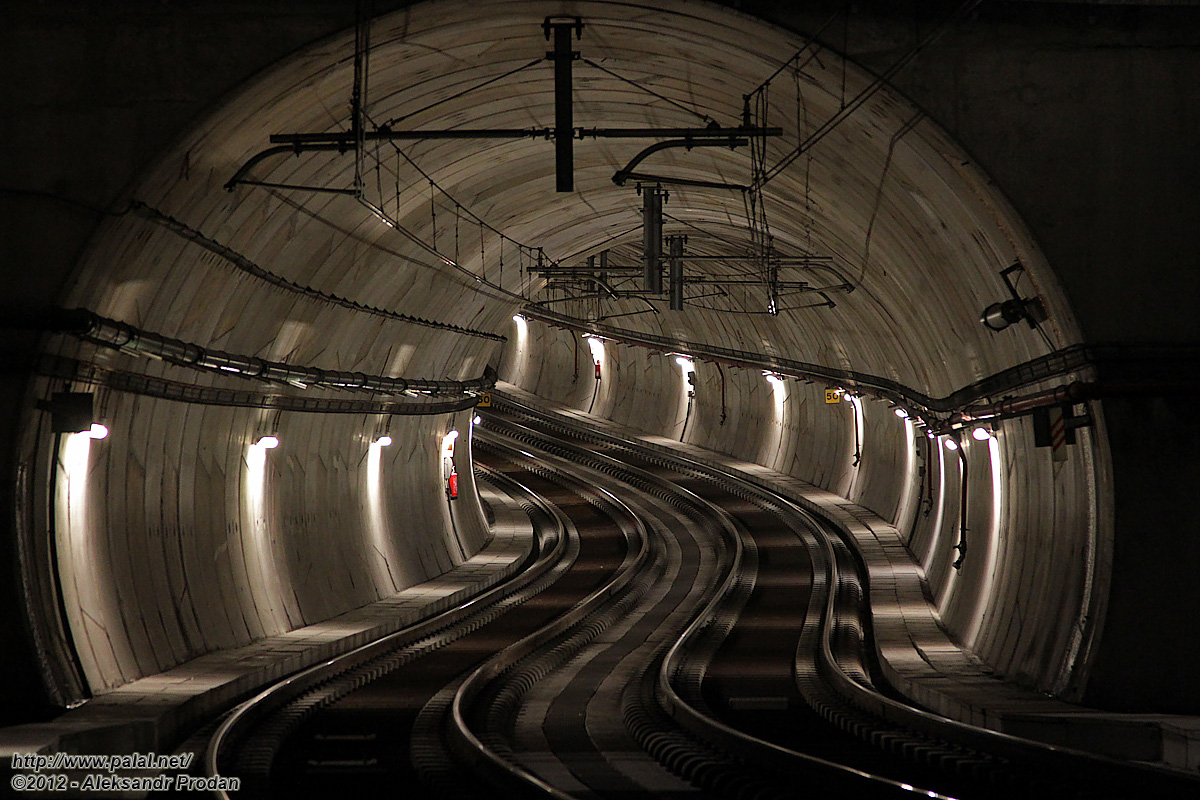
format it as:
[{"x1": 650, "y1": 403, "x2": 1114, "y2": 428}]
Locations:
[{"x1": 189, "y1": 397, "x2": 1198, "y2": 799}]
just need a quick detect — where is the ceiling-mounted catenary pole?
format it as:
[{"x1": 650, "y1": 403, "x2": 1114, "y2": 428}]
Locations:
[
  {"x1": 668, "y1": 235, "x2": 686, "y2": 311},
  {"x1": 642, "y1": 184, "x2": 665, "y2": 294},
  {"x1": 228, "y1": 16, "x2": 779, "y2": 198},
  {"x1": 545, "y1": 16, "x2": 583, "y2": 192},
  {"x1": 352, "y1": 0, "x2": 373, "y2": 198}
]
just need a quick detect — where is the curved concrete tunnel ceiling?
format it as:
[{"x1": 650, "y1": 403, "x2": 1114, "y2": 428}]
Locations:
[
  {"x1": 41, "y1": 0, "x2": 1108, "y2": 719},
  {"x1": 67, "y1": 0, "x2": 1078, "y2": 392}
]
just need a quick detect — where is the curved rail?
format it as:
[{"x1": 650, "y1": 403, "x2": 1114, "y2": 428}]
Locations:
[
  {"x1": 446, "y1": 445, "x2": 653, "y2": 798},
  {"x1": 488, "y1": 390, "x2": 1200, "y2": 799},
  {"x1": 196, "y1": 396, "x2": 1198, "y2": 799},
  {"x1": 203, "y1": 460, "x2": 570, "y2": 797},
  {"x1": 480, "y1": 410, "x2": 941, "y2": 798}
]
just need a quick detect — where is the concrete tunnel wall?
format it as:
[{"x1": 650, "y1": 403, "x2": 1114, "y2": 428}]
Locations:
[
  {"x1": 1, "y1": 0, "x2": 1197, "y2": 726},
  {"x1": 34, "y1": 389, "x2": 487, "y2": 694},
  {"x1": 0, "y1": 0, "x2": 1106, "y2": 711}
]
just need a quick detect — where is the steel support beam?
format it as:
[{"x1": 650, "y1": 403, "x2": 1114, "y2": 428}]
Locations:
[
  {"x1": 269, "y1": 129, "x2": 552, "y2": 144},
  {"x1": 582, "y1": 126, "x2": 781, "y2": 139},
  {"x1": 642, "y1": 186, "x2": 664, "y2": 293},
  {"x1": 266, "y1": 126, "x2": 778, "y2": 146},
  {"x1": 668, "y1": 235, "x2": 685, "y2": 311},
  {"x1": 546, "y1": 17, "x2": 582, "y2": 192}
]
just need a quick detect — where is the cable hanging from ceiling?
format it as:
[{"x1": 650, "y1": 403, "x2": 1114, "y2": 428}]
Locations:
[
  {"x1": 361, "y1": 107, "x2": 545, "y2": 302},
  {"x1": 858, "y1": 109, "x2": 925, "y2": 287},
  {"x1": 750, "y1": 0, "x2": 983, "y2": 190},
  {"x1": 579, "y1": 57, "x2": 717, "y2": 126},
  {"x1": 231, "y1": 11, "x2": 800, "y2": 320}
]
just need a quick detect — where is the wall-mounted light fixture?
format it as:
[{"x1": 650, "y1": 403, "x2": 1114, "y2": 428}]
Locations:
[
  {"x1": 981, "y1": 262, "x2": 1048, "y2": 332},
  {"x1": 584, "y1": 334, "x2": 605, "y2": 381},
  {"x1": 256, "y1": 435, "x2": 280, "y2": 449},
  {"x1": 763, "y1": 371, "x2": 784, "y2": 385},
  {"x1": 375, "y1": 435, "x2": 393, "y2": 447},
  {"x1": 971, "y1": 426, "x2": 993, "y2": 442},
  {"x1": 894, "y1": 407, "x2": 908, "y2": 419}
]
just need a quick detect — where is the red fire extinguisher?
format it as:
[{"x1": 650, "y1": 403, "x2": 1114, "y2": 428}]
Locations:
[
  {"x1": 595, "y1": 361, "x2": 601, "y2": 380},
  {"x1": 448, "y1": 468, "x2": 458, "y2": 500}
]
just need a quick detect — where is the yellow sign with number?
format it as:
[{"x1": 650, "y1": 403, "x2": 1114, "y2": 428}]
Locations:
[
  {"x1": 477, "y1": 392, "x2": 492, "y2": 408},
  {"x1": 824, "y1": 388, "x2": 840, "y2": 404}
]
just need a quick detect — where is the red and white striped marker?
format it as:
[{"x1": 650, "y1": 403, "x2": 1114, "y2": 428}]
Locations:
[{"x1": 1049, "y1": 406, "x2": 1068, "y2": 462}]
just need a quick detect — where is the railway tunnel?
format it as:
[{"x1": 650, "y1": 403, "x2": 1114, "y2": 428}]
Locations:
[{"x1": 2, "y1": 0, "x2": 1199, "y2": 795}]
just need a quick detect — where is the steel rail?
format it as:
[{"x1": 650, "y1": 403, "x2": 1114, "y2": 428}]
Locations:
[
  {"x1": 447, "y1": 430, "x2": 658, "y2": 798},
  {"x1": 204, "y1": 438, "x2": 664, "y2": 798},
  {"x1": 485, "y1": 401, "x2": 950, "y2": 797},
  {"x1": 202, "y1": 462, "x2": 569, "y2": 797},
  {"x1": 489, "y1": 391, "x2": 1200, "y2": 799}
]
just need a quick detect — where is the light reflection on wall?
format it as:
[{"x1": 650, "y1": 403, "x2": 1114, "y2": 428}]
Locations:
[
  {"x1": 366, "y1": 437, "x2": 399, "y2": 593},
  {"x1": 586, "y1": 335, "x2": 605, "y2": 366},
  {"x1": 765, "y1": 373, "x2": 787, "y2": 466},
  {"x1": 937, "y1": 436, "x2": 967, "y2": 618},
  {"x1": 509, "y1": 315, "x2": 529, "y2": 386},
  {"x1": 767, "y1": 373, "x2": 786, "y2": 411},
  {"x1": 675, "y1": 356, "x2": 694, "y2": 439},
  {"x1": 964, "y1": 434, "x2": 1005, "y2": 649},
  {"x1": 895, "y1": 415, "x2": 918, "y2": 532},
  {"x1": 585, "y1": 335, "x2": 606, "y2": 413},
  {"x1": 441, "y1": 429, "x2": 459, "y2": 464},
  {"x1": 929, "y1": 436, "x2": 952, "y2": 608},
  {"x1": 243, "y1": 437, "x2": 289, "y2": 629},
  {"x1": 56, "y1": 430, "x2": 116, "y2": 688},
  {"x1": 63, "y1": 430, "x2": 92, "y2": 487},
  {"x1": 60, "y1": 432, "x2": 93, "y2": 611},
  {"x1": 843, "y1": 394, "x2": 864, "y2": 499}
]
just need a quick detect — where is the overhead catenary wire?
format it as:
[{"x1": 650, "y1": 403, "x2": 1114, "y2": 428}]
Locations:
[
  {"x1": 581, "y1": 58, "x2": 715, "y2": 125},
  {"x1": 753, "y1": 0, "x2": 982, "y2": 189},
  {"x1": 858, "y1": 109, "x2": 926, "y2": 285},
  {"x1": 685, "y1": 295, "x2": 835, "y2": 315},
  {"x1": 363, "y1": 109, "x2": 549, "y2": 277},
  {"x1": 240, "y1": 13, "x2": 856, "y2": 320},
  {"x1": 379, "y1": 58, "x2": 544, "y2": 128},
  {"x1": 745, "y1": 7, "x2": 844, "y2": 97}
]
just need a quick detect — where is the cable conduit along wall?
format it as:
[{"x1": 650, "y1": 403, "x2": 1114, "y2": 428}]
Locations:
[
  {"x1": 132, "y1": 202, "x2": 506, "y2": 343},
  {"x1": 33, "y1": 353, "x2": 483, "y2": 416},
  {"x1": 524, "y1": 306, "x2": 1200, "y2": 421},
  {"x1": 39, "y1": 308, "x2": 497, "y2": 396}
]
